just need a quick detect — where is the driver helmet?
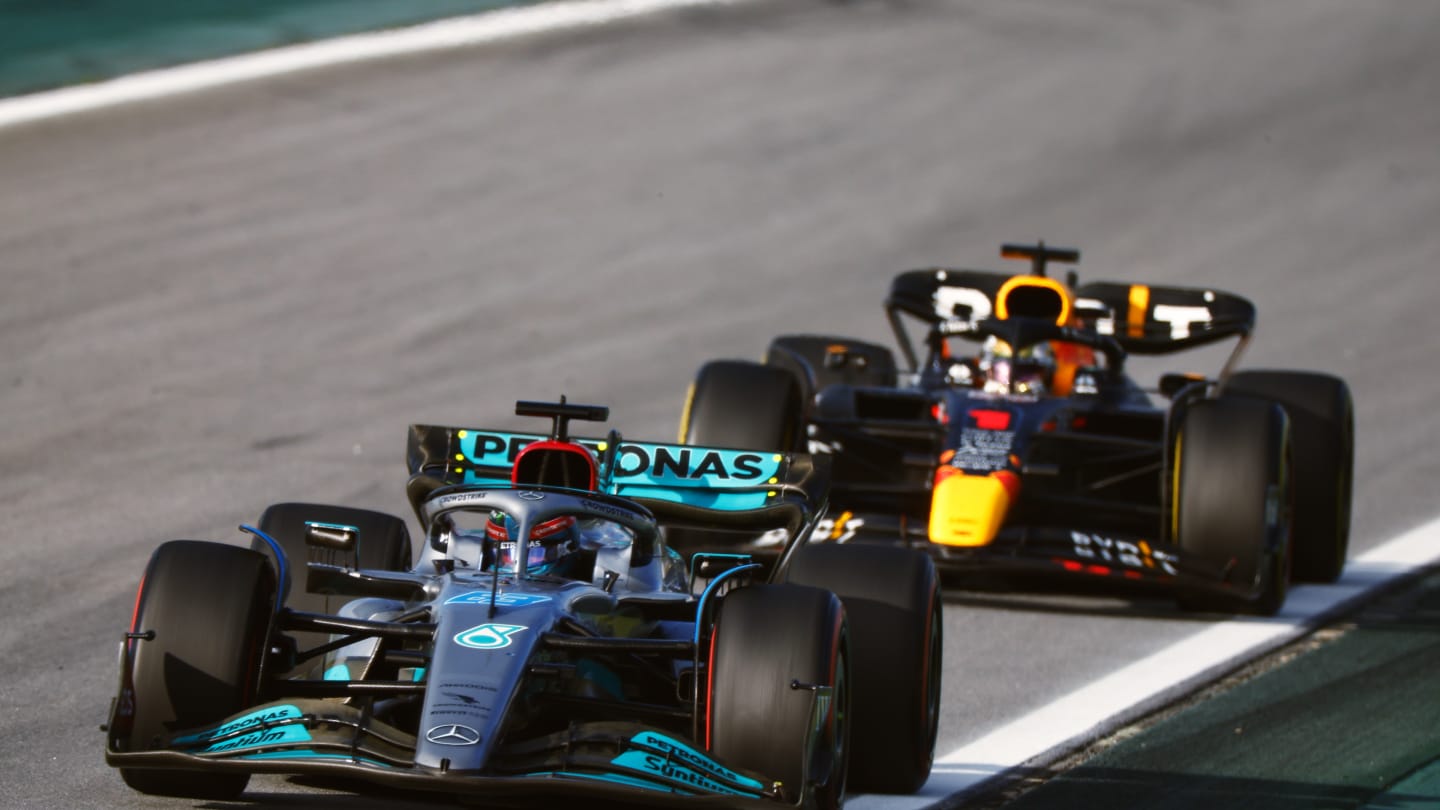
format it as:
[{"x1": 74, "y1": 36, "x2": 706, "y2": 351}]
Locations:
[
  {"x1": 978, "y1": 336, "x2": 1055, "y2": 396},
  {"x1": 486, "y1": 512, "x2": 579, "y2": 575}
]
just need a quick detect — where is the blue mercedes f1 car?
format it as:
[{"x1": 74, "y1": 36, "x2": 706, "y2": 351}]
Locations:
[{"x1": 104, "y1": 399, "x2": 941, "y2": 807}]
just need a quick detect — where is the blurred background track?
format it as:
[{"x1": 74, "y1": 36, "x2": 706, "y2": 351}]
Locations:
[{"x1": 0, "y1": 0, "x2": 534, "y2": 97}]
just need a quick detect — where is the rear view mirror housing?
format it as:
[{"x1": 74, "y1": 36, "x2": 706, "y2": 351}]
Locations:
[{"x1": 305, "y1": 521, "x2": 358, "y2": 552}]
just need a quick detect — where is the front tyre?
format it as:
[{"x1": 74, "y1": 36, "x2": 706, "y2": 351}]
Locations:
[
  {"x1": 1174, "y1": 398, "x2": 1292, "y2": 615},
  {"x1": 1226, "y1": 370, "x2": 1353, "y2": 583},
  {"x1": 113, "y1": 541, "x2": 275, "y2": 799},
  {"x1": 786, "y1": 543, "x2": 941, "y2": 793},
  {"x1": 708, "y1": 584, "x2": 850, "y2": 809}
]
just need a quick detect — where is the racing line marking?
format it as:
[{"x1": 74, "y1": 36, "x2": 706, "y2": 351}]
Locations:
[
  {"x1": 0, "y1": 0, "x2": 754, "y2": 131},
  {"x1": 851, "y1": 514, "x2": 1440, "y2": 810}
]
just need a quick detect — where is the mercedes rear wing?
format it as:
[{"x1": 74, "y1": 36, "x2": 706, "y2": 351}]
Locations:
[{"x1": 405, "y1": 424, "x2": 831, "y2": 538}]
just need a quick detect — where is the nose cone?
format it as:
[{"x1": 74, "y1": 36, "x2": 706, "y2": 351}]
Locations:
[
  {"x1": 414, "y1": 587, "x2": 558, "y2": 772},
  {"x1": 928, "y1": 470, "x2": 1018, "y2": 547}
]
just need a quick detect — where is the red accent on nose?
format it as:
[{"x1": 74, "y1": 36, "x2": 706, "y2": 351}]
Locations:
[
  {"x1": 993, "y1": 470, "x2": 1021, "y2": 499},
  {"x1": 970, "y1": 409, "x2": 1011, "y2": 430}
]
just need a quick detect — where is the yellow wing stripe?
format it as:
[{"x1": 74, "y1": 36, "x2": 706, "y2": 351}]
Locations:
[{"x1": 1127, "y1": 284, "x2": 1151, "y2": 339}]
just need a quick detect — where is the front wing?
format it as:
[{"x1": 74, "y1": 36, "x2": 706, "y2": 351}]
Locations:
[
  {"x1": 107, "y1": 700, "x2": 781, "y2": 807},
  {"x1": 836, "y1": 515, "x2": 1271, "y2": 604}
]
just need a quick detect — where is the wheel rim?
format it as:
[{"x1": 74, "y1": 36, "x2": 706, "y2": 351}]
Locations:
[
  {"x1": 808, "y1": 627, "x2": 850, "y2": 807},
  {"x1": 831, "y1": 639, "x2": 850, "y2": 797},
  {"x1": 922, "y1": 598, "x2": 942, "y2": 764}
]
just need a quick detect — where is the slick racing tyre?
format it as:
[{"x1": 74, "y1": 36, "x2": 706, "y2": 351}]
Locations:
[
  {"x1": 252, "y1": 503, "x2": 412, "y2": 675},
  {"x1": 708, "y1": 584, "x2": 850, "y2": 810},
  {"x1": 765, "y1": 334, "x2": 898, "y2": 401},
  {"x1": 681, "y1": 359, "x2": 805, "y2": 451},
  {"x1": 1226, "y1": 370, "x2": 1353, "y2": 584},
  {"x1": 786, "y1": 543, "x2": 941, "y2": 793},
  {"x1": 674, "y1": 361, "x2": 805, "y2": 556},
  {"x1": 1174, "y1": 397, "x2": 1292, "y2": 615},
  {"x1": 115, "y1": 541, "x2": 275, "y2": 799}
]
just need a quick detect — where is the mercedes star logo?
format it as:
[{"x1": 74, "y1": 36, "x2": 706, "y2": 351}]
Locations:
[
  {"x1": 517, "y1": 491, "x2": 545, "y2": 500},
  {"x1": 425, "y1": 724, "x2": 481, "y2": 746}
]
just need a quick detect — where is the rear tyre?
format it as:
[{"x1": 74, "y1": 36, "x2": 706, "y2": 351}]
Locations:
[
  {"x1": 681, "y1": 360, "x2": 805, "y2": 451},
  {"x1": 251, "y1": 503, "x2": 412, "y2": 675},
  {"x1": 786, "y1": 544, "x2": 941, "y2": 793},
  {"x1": 1226, "y1": 370, "x2": 1353, "y2": 583},
  {"x1": 674, "y1": 361, "x2": 805, "y2": 556},
  {"x1": 1174, "y1": 398, "x2": 1292, "y2": 615},
  {"x1": 115, "y1": 541, "x2": 274, "y2": 799},
  {"x1": 709, "y1": 584, "x2": 849, "y2": 809},
  {"x1": 765, "y1": 334, "x2": 898, "y2": 400}
]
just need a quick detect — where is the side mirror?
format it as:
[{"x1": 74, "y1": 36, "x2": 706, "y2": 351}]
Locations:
[
  {"x1": 1158, "y1": 372, "x2": 1209, "y2": 400},
  {"x1": 305, "y1": 521, "x2": 358, "y2": 552},
  {"x1": 303, "y1": 521, "x2": 360, "y2": 587},
  {"x1": 689, "y1": 553, "x2": 758, "y2": 596}
]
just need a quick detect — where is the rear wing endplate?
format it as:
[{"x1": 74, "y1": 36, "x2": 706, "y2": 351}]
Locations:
[{"x1": 1073, "y1": 282, "x2": 1256, "y2": 355}]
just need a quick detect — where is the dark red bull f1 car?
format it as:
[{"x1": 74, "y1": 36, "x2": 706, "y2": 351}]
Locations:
[{"x1": 680, "y1": 243, "x2": 1353, "y2": 615}]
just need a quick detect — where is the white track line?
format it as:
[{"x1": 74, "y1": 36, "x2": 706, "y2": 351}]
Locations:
[
  {"x1": 851, "y1": 515, "x2": 1440, "y2": 810},
  {"x1": 0, "y1": 0, "x2": 752, "y2": 131}
]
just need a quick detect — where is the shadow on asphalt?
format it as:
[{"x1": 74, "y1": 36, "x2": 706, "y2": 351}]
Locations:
[
  {"x1": 956, "y1": 766, "x2": 1399, "y2": 810},
  {"x1": 201, "y1": 776, "x2": 646, "y2": 809},
  {"x1": 937, "y1": 572, "x2": 1226, "y2": 622}
]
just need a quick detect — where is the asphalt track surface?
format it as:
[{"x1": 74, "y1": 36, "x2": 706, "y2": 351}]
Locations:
[{"x1": 1, "y1": 1, "x2": 1438, "y2": 807}]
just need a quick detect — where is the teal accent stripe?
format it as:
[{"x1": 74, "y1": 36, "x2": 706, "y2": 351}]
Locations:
[
  {"x1": 237, "y1": 750, "x2": 390, "y2": 767},
  {"x1": 525, "y1": 770, "x2": 695, "y2": 794}
]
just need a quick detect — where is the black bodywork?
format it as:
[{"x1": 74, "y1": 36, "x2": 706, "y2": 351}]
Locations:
[{"x1": 765, "y1": 244, "x2": 1287, "y2": 602}]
